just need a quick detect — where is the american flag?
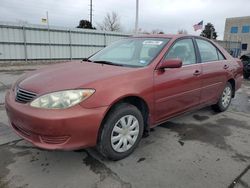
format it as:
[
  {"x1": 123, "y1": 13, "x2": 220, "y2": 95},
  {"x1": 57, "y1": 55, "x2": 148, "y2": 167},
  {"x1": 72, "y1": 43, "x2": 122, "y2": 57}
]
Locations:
[{"x1": 193, "y1": 21, "x2": 203, "y2": 31}]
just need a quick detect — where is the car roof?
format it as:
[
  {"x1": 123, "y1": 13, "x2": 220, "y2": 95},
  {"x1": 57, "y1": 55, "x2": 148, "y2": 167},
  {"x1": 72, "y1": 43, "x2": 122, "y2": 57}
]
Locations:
[
  {"x1": 132, "y1": 34, "x2": 233, "y2": 60},
  {"x1": 132, "y1": 34, "x2": 198, "y2": 40}
]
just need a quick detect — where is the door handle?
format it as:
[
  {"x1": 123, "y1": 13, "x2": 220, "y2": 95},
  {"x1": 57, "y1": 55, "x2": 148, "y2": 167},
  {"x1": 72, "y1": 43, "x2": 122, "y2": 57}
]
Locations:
[
  {"x1": 193, "y1": 70, "x2": 201, "y2": 76},
  {"x1": 224, "y1": 64, "x2": 229, "y2": 69}
]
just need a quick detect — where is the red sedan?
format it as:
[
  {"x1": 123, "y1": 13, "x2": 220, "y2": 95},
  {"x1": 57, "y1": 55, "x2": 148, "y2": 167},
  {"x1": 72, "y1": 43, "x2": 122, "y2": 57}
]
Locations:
[{"x1": 5, "y1": 35, "x2": 243, "y2": 160}]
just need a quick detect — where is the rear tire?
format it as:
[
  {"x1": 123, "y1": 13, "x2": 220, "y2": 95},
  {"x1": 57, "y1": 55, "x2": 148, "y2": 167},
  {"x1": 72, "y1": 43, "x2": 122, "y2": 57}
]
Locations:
[
  {"x1": 212, "y1": 82, "x2": 233, "y2": 112},
  {"x1": 97, "y1": 103, "x2": 144, "y2": 160}
]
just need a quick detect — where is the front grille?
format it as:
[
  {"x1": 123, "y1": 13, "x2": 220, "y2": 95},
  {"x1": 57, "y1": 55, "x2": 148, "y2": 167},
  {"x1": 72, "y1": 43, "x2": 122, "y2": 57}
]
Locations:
[{"x1": 16, "y1": 87, "x2": 37, "y2": 103}]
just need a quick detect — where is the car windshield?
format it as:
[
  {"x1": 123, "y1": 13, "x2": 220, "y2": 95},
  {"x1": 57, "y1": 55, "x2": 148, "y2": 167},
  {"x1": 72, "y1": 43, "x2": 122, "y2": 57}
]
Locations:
[{"x1": 89, "y1": 38, "x2": 170, "y2": 67}]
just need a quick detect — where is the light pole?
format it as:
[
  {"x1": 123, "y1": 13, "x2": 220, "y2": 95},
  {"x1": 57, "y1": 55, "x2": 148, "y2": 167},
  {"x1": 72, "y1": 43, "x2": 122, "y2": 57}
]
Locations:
[{"x1": 135, "y1": 0, "x2": 139, "y2": 34}]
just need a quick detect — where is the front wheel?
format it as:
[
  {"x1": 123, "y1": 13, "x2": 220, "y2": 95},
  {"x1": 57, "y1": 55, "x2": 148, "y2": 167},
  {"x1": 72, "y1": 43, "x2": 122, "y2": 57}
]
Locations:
[
  {"x1": 97, "y1": 103, "x2": 144, "y2": 160},
  {"x1": 212, "y1": 82, "x2": 233, "y2": 112}
]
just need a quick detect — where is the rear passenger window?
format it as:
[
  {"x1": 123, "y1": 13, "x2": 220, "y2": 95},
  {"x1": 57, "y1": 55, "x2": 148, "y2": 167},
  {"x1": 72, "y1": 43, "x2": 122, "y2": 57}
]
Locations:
[{"x1": 196, "y1": 39, "x2": 219, "y2": 62}]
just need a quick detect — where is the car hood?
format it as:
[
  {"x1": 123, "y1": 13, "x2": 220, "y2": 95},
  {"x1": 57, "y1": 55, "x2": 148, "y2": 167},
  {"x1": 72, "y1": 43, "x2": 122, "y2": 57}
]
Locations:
[{"x1": 18, "y1": 61, "x2": 139, "y2": 94}]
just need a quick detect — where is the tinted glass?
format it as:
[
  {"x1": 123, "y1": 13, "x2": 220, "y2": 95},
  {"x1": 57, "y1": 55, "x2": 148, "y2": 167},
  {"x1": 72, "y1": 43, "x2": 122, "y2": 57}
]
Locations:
[
  {"x1": 165, "y1": 39, "x2": 196, "y2": 65},
  {"x1": 89, "y1": 38, "x2": 170, "y2": 67},
  {"x1": 242, "y1": 43, "x2": 248, "y2": 51},
  {"x1": 242, "y1": 26, "x2": 250, "y2": 33},
  {"x1": 196, "y1": 39, "x2": 218, "y2": 62},
  {"x1": 231, "y1": 27, "x2": 238, "y2": 33}
]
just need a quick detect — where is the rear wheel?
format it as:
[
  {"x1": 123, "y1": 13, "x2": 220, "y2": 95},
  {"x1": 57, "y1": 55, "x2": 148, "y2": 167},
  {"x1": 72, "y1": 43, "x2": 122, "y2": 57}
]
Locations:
[
  {"x1": 212, "y1": 82, "x2": 233, "y2": 112},
  {"x1": 97, "y1": 103, "x2": 144, "y2": 160}
]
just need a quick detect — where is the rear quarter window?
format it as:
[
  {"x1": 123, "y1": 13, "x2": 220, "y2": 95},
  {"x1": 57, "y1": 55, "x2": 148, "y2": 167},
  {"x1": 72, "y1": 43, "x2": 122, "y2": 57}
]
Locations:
[{"x1": 217, "y1": 50, "x2": 226, "y2": 60}]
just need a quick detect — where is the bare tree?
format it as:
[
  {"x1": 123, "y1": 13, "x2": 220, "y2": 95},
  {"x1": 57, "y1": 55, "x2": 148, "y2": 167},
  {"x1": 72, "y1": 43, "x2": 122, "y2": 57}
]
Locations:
[
  {"x1": 98, "y1": 12, "x2": 121, "y2": 31},
  {"x1": 177, "y1": 29, "x2": 188, "y2": 34}
]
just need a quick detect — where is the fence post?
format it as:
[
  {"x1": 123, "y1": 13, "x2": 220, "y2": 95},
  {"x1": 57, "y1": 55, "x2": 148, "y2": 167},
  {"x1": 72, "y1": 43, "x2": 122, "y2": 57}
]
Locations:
[
  {"x1": 48, "y1": 27, "x2": 52, "y2": 62},
  {"x1": 69, "y1": 30, "x2": 72, "y2": 60},
  {"x1": 22, "y1": 25, "x2": 28, "y2": 63},
  {"x1": 104, "y1": 32, "x2": 107, "y2": 47}
]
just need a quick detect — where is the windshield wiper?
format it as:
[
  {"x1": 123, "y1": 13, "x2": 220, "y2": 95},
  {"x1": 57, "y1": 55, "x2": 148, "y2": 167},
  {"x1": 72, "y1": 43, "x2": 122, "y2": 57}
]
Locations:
[
  {"x1": 81, "y1": 58, "x2": 93, "y2": 62},
  {"x1": 93, "y1": 60, "x2": 124, "y2": 66}
]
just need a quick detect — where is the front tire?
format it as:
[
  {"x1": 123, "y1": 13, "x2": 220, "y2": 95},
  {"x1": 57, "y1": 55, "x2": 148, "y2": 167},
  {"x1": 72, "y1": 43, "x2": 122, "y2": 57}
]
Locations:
[
  {"x1": 212, "y1": 82, "x2": 233, "y2": 112},
  {"x1": 97, "y1": 103, "x2": 144, "y2": 160}
]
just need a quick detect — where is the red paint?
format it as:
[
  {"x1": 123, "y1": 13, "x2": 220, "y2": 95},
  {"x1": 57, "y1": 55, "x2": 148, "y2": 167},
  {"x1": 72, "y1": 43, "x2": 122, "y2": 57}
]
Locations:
[
  {"x1": 159, "y1": 59, "x2": 182, "y2": 69},
  {"x1": 5, "y1": 35, "x2": 243, "y2": 150}
]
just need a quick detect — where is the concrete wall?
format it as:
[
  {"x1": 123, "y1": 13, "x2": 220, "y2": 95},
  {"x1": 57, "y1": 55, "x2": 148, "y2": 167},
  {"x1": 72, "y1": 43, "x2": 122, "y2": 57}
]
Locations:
[
  {"x1": 224, "y1": 16, "x2": 250, "y2": 56},
  {"x1": 0, "y1": 22, "x2": 130, "y2": 63}
]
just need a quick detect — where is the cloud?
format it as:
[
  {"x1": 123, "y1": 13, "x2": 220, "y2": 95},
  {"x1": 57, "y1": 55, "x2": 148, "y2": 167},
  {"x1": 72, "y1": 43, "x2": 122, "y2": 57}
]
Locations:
[{"x1": 0, "y1": 0, "x2": 250, "y2": 39}]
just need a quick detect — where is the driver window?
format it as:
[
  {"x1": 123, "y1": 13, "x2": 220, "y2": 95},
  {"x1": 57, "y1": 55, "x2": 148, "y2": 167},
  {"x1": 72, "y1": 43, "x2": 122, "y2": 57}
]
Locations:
[{"x1": 165, "y1": 39, "x2": 196, "y2": 65}]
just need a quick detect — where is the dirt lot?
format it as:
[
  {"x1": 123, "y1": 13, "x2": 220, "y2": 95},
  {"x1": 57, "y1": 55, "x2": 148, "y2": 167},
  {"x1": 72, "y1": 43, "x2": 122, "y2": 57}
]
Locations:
[{"x1": 0, "y1": 64, "x2": 250, "y2": 188}]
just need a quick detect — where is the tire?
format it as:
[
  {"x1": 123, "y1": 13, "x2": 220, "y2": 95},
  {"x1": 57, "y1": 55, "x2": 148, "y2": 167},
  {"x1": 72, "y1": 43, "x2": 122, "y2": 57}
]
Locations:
[
  {"x1": 97, "y1": 103, "x2": 144, "y2": 160},
  {"x1": 212, "y1": 82, "x2": 233, "y2": 112}
]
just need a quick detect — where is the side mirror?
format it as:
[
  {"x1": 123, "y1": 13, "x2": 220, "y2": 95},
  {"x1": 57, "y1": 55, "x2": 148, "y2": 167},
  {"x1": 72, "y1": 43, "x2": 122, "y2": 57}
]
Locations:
[{"x1": 158, "y1": 59, "x2": 182, "y2": 69}]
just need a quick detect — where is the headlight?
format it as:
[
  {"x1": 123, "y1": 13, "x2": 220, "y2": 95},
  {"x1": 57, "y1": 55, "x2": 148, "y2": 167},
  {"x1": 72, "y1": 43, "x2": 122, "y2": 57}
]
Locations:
[{"x1": 30, "y1": 89, "x2": 95, "y2": 109}]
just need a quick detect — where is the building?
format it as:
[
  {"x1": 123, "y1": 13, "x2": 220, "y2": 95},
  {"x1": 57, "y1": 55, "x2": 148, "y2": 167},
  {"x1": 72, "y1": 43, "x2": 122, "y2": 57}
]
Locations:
[
  {"x1": 224, "y1": 16, "x2": 250, "y2": 56},
  {"x1": 216, "y1": 40, "x2": 241, "y2": 58}
]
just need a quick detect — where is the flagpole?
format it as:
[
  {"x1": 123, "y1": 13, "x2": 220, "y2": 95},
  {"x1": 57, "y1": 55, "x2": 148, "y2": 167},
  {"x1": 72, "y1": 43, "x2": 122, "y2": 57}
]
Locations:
[
  {"x1": 46, "y1": 11, "x2": 51, "y2": 61},
  {"x1": 46, "y1": 11, "x2": 50, "y2": 29}
]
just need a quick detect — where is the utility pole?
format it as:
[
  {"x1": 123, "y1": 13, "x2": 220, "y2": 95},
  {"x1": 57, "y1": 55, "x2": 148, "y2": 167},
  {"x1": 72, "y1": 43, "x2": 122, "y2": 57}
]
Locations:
[
  {"x1": 90, "y1": 0, "x2": 93, "y2": 25},
  {"x1": 135, "y1": 0, "x2": 139, "y2": 34}
]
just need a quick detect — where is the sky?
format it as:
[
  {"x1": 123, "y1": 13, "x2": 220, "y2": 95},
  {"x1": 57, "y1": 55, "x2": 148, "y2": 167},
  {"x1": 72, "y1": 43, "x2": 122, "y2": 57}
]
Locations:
[{"x1": 0, "y1": 0, "x2": 250, "y2": 39}]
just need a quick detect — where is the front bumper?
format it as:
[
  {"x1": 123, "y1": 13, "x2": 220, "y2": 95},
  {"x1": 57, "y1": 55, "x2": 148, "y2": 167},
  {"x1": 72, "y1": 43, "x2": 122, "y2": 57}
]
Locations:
[{"x1": 5, "y1": 90, "x2": 108, "y2": 150}]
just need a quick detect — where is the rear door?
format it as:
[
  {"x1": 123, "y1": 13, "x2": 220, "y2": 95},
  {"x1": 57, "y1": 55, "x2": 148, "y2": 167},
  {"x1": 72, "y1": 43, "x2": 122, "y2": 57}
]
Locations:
[
  {"x1": 154, "y1": 38, "x2": 202, "y2": 122},
  {"x1": 195, "y1": 38, "x2": 229, "y2": 105}
]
